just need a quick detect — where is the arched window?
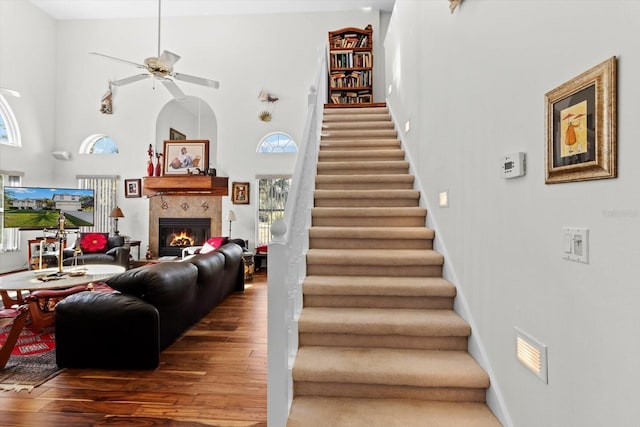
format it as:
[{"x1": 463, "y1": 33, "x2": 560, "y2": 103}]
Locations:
[
  {"x1": 79, "y1": 134, "x2": 119, "y2": 154},
  {"x1": 0, "y1": 94, "x2": 21, "y2": 147},
  {"x1": 257, "y1": 132, "x2": 297, "y2": 153}
]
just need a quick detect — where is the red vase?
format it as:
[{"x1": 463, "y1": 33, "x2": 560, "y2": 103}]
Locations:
[
  {"x1": 147, "y1": 161, "x2": 154, "y2": 177},
  {"x1": 155, "y1": 160, "x2": 162, "y2": 177}
]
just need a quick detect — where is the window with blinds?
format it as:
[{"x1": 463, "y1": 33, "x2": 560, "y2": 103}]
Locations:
[
  {"x1": 76, "y1": 175, "x2": 119, "y2": 235},
  {"x1": 0, "y1": 172, "x2": 22, "y2": 251},
  {"x1": 257, "y1": 176, "x2": 291, "y2": 246}
]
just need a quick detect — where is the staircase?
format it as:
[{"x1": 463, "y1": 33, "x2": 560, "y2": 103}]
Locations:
[{"x1": 287, "y1": 106, "x2": 502, "y2": 426}]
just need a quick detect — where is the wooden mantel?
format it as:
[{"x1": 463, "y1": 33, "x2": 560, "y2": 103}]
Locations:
[{"x1": 143, "y1": 176, "x2": 229, "y2": 196}]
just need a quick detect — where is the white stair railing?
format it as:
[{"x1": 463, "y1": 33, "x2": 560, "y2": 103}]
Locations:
[{"x1": 267, "y1": 48, "x2": 327, "y2": 427}]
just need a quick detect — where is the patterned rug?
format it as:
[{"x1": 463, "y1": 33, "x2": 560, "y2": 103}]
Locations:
[{"x1": 0, "y1": 322, "x2": 62, "y2": 392}]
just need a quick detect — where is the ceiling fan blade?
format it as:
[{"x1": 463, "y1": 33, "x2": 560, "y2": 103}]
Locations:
[
  {"x1": 112, "y1": 74, "x2": 151, "y2": 86},
  {"x1": 161, "y1": 78, "x2": 187, "y2": 100},
  {"x1": 0, "y1": 87, "x2": 20, "y2": 97},
  {"x1": 158, "y1": 50, "x2": 181, "y2": 69},
  {"x1": 174, "y1": 73, "x2": 220, "y2": 89},
  {"x1": 90, "y1": 52, "x2": 147, "y2": 70}
]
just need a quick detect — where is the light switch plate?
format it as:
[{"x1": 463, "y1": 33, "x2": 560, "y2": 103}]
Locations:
[{"x1": 562, "y1": 227, "x2": 589, "y2": 263}]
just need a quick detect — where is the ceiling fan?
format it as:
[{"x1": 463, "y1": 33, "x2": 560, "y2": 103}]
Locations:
[{"x1": 90, "y1": 0, "x2": 219, "y2": 100}]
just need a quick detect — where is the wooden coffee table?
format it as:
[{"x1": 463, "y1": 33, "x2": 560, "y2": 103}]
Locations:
[{"x1": 0, "y1": 265, "x2": 125, "y2": 330}]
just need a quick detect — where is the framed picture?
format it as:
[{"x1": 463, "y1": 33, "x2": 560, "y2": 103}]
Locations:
[
  {"x1": 125, "y1": 178, "x2": 142, "y2": 198},
  {"x1": 545, "y1": 56, "x2": 617, "y2": 184},
  {"x1": 169, "y1": 128, "x2": 186, "y2": 140},
  {"x1": 232, "y1": 182, "x2": 250, "y2": 204},
  {"x1": 163, "y1": 140, "x2": 209, "y2": 175}
]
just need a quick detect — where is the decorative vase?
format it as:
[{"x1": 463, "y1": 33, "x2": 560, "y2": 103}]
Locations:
[
  {"x1": 155, "y1": 160, "x2": 162, "y2": 177},
  {"x1": 147, "y1": 160, "x2": 154, "y2": 177}
]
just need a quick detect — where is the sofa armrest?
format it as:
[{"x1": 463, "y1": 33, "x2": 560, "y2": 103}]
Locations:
[
  {"x1": 55, "y1": 291, "x2": 160, "y2": 369},
  {"x1": 106, "y1": 246, "x2": 131, "y2": 269}
]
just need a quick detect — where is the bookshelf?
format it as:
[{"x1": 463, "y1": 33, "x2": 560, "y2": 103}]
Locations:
[{"x1": 328, "y1": 25, "x2": 373, "y2": 105}]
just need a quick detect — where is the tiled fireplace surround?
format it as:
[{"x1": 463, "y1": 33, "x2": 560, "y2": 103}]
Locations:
[{"x1": 148, "y1": 195, "x2": 222, "y2": 258}]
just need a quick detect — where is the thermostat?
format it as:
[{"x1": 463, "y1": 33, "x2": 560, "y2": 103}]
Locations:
[{"x1": 502, "y1": 152, "x2": 526, "y2": 179}]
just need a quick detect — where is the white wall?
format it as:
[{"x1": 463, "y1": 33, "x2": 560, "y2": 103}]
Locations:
[
  {"x1": 385, "y1": 1, "x2": 640, "y2": 426},
  {"x1": 1, "y1": 4, "x2": 385, "y2": 270},
  {"x1": 0, "y1": 0, "x2": 57, "y2": 272}
]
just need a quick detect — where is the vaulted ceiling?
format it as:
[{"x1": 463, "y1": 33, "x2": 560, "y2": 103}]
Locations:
[{"x1": 29, "y1": 0, "x2": 396, "y2": 20}]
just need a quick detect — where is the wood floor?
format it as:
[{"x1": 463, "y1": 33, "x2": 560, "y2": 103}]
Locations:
[{"x1": 0, "y1": 271, "x2": 267, "y2": 427}]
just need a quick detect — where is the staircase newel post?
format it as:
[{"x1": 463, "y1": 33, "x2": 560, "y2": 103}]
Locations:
[{"x1": 268, "y1": 218, "x2": 290, "y2": 427}]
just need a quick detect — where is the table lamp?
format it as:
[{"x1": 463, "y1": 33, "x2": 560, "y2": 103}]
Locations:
[
  {"x1": 109, "y1": 206, "x2": 125, "y2": 236},
  {"x1": 227, "y1": 210, "x2": 236, "y2": 237}
]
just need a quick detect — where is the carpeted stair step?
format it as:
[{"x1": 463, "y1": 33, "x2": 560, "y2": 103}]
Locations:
[
  {"x1": 321, "y1": 128, "x2": 398, "y2": 139},
  {"x1": 303, "y1": 275, "x2": 456, "y2": 309},
  {"x1": 323, "y1": 112, "x2": 391, "y2": 123},
  {"x1": 317, "y1": 160, "x2": 409, "y2": 175},
  {"x1": 309, "y1": 226, "x2": 433, "y2": 250},
  {"x1": 322, "y1": 120, "x2": 395, "y2": 130},
  {"x1": 287, "y1": 397, "x2": 502, "y2": 427},
  {"x1": 299, "y1": 307, "x2": 470, "y2": 350},
  {"x1": 318, "y1": 149, "x2": 405, "y2": 162},
  {"x1": 312, "y1": 207, "x2": 426, "y2": 227},
  {"x1": 314, "y1": 189, "x2": 420, "y2": 208},
  {"x1": 292, "y1": 346, "x2": 490, "y2": 401},
  {"x1": 319, "y1": 138, "x2": 401, "y2": 151},
  {"x1": 315, "y1": 174, "x2": 414, "y2": 190},
  {"x1": 324, "y1": 106, "x2": 389, "y2": 116},
  {"x1": 306, "y1": 249, "x2": 444, "y2": 277}
]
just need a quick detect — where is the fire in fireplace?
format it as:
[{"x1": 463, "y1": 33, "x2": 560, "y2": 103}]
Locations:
[{"x1": 158, "y1": 218, "x2": 211, "y2": 257}]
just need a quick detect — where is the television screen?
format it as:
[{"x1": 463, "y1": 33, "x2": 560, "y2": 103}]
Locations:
[{"x1": 3, "y1": 186, "x2": 95, "y2": 229}]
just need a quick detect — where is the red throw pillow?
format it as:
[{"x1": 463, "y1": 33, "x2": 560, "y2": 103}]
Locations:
[
  {"x1": 80, "y1": 233, "x2": 109, "y2": 253},
  {"x1": 199, "y1": 236, "x2": 228, "y2": 254},
  {"x1": 256, "y1": 245, "x2": 268, "y2": 254}
]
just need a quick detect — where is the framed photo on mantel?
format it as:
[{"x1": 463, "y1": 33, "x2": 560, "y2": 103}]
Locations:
[
  {"x1": 544, "y1": 56, "x2": 617, "y2": 184},
  {"x1": 163, "y1": 140, "x2": 209, "y2": 175}
]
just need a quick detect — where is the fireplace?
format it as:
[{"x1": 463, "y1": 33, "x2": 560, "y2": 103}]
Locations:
[{"x1": 158, "y1": 218, "x2": 211, "y2": 257}]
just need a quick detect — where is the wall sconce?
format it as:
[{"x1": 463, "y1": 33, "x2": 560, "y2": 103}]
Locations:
[
  {"x1": 227, "y1": 210, "x2": 237, "y2": 237},
  {"x1": 109, "y1": 206, "x2": 125, "y2": 236}
]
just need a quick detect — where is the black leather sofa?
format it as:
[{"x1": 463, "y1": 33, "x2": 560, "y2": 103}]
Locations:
[
  {"x1": 62, "y1": 235, "x2": 130, "y2": 270},
  {"x1": 54, "y1": 242, "x2": 244, "y2": 369}
]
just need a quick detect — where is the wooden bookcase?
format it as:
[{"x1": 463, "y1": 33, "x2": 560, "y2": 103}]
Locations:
[{"x1": 327, "y1": 25, "x2": 373, "y2": 105}]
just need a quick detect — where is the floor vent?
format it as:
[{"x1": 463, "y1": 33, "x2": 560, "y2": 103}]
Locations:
[{"x1": 515, "y1": 328, "x2": 548, "y2": 384}]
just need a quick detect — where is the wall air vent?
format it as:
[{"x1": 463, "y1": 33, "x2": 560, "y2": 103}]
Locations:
[{"x1": 515, "y1": 328, "x2": 548, "y2": 384}]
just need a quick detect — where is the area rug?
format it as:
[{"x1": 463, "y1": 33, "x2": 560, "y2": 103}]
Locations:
[{"x1": 0, "y1": 322, "x2": 62, "y2": 392}]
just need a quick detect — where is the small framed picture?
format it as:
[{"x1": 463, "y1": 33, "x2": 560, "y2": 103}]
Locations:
[
  {"x1": 125, "y1": 178, "x2": 142, "y2": 198},
  {"x1": 169, "y1": 128, "x2": 186, "y2": 140},
  {"x1": 545, "y1": 56, "x2": 617, "y2": 184},
  {"x1": 163, "y1": 140, "x2": 209, "y2": 175},
  {"x1": 232, "y1": 182, "x2": 250, "y2": 204}
]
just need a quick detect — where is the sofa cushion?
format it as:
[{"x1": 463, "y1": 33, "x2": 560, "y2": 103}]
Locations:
[{"x1": 80, "y1": 233, "x2": 109, "y2": 253}]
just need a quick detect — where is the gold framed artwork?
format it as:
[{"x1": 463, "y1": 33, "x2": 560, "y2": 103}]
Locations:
[
  {"x1": 232, "y1": 182, "x2": 250, "y2": 204},
  {"x1": 545, "y1": 56, "x2": 617, "y2": 184},
  {"x1": 124, "y1": 178, "x2": 142, "y2": 198},
  {"x1": 163, "y1": 140, "x2": 209, "y2": 175},
  {"x1": 169, "y1": 128, "x2": 186, "y2": 140}
]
